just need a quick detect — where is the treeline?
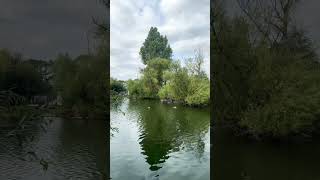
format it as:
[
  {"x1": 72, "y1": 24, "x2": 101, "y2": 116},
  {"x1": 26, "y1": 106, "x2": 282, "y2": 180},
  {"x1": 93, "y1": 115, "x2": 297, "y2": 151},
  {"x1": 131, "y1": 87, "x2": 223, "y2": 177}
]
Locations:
[
  {"x1": 212, "y1": 0, "x2": 320, "y2": 139},
  {"x1": 0, "y1": 48, "x2": 108, "y2": 121},
  {"x1": 0, "y1": 49, "x2": 53, "y2": 128},
  {"x1": 126, "y1": 27, "x2": 210, "y2": 106},
  {"x1": 110, "y1": 78, "x2": 126, "y2": 95},
  {"x1": 0, "y1": 49, "x2": 52, "y2": 98}
]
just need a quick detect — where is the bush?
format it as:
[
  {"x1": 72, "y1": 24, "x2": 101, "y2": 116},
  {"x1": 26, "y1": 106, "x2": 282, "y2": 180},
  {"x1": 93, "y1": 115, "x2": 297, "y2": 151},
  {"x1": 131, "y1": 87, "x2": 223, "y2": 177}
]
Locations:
[
  {"x1": 110, "y1": 78, "x2": 126, "y2": 94},
  {"x1": 0, "y1": 49, "x2": 51, "y2": 98},
  {"x1": 186, "y1": 76, "x2": 210, "y2": 106},
  {"x1": 53, "y1": 54, "x2": 107, "y2": 118},
  {"x1": 240, "y1": 48, "x2": 320, "y2": 137},
  {"x1": 213, "y1": 14, "x2": 320, "y2": 138},
  {"x1": 127, "y1": 79, "x2": 144, "y2": 97},
  {"x1": 158, "y1": 61, "x2": 210, "y2": 106}
]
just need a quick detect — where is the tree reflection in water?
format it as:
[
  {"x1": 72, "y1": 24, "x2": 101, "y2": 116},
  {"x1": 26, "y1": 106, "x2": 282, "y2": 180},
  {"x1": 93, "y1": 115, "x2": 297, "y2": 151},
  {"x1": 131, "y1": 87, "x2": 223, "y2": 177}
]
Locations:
[{"x1": 127, "y1": 99, "x2": 210, "y2": 171}]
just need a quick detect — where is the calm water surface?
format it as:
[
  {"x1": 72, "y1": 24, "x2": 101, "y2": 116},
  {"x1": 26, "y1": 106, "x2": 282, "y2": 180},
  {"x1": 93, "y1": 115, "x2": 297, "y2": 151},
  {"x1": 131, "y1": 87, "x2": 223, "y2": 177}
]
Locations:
[
  {"x1": 110, "y1": 99, "x2": 210, "y2": 180},
  {"x1": 0, "y1": 117, "x2": 107, "y2": 180},
  {"x1": 213, "y1": 126, "x2": 320, "y2": 180}
]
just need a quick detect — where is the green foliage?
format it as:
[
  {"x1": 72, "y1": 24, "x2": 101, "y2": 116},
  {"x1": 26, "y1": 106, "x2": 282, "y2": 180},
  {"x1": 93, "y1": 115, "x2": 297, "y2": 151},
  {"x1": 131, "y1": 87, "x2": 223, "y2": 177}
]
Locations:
[
  {"x1": 145, "y1": 58, "x2": 171, "y2": 86},
  {"x1": 128, "y1": 55, "x2": 210, "y2": 106},
  {"x1": 213, "y1": 12, "x2": 320, "y2": 138},
  {"x1": 127, "y1": 58, "x2": 172, "y2": 99},
  {"x1": 110, "y1": 78, "x2": 126, "y2": 94},
  {"x1": 130, "y1": 28, "x2": 209, "y2": 106},
  {"x1": 167, "y1": 66, "x2": 190, "y2": 101},
  {"x1": 139, "y1": 27, "x2": 172, "y2": 65},
  {"x1": 138, "y1": 58, "x2": 172, "y2": 98},
  {"x1": 240, "y1": 48, "x2": 320, "y2": 137},
  {"x1": 212, "y1": 17, "x2": 254, "y2": 124},
  {"x1": 0, "y1": 49, "x2": 51, "y2": 98},
  {"x1": 158, "y1": 61, "x2": 210, "y2": 106},
  {"x1": 53, "y1": 54, "x2": 107, "y2": 119},
  {"x1": 127, "y1": 79, "x2": 144, "y2": 97},
  {"x1": 186, "y1": 76, "x2": 210, "y2": 106},
  {"x1": 141, "y1": 67, "x2": 159, "y2": 98},
  {"x1": 158, "y1": 83, "x2": 173, "y2": 100}
]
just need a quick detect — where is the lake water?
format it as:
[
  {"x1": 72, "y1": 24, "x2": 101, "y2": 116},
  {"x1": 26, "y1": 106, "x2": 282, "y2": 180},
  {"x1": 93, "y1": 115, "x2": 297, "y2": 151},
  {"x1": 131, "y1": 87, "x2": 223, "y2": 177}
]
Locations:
[
  {"x1": 110, "y1": 98, "x2": 210, "y2": 180},
  {"x1": 213, "y1": 126, "x2": 320, "y2": 180},
  {"x1": 0, "y1": 117, "x2": 107, "y2": 180}
]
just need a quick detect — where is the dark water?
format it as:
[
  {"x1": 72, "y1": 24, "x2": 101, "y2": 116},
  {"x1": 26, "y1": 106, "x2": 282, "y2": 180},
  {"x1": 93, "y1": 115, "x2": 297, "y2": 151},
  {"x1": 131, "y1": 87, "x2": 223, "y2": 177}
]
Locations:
[
  {"x1": 0, "y1": 117, "x2": 107, "y2": 180},
  {"x1": 110, "y1": 99, "x2": 210, "y2": 180},
  {"x1": 213, "y1": 126, "x2": 320, "y2": 180}
]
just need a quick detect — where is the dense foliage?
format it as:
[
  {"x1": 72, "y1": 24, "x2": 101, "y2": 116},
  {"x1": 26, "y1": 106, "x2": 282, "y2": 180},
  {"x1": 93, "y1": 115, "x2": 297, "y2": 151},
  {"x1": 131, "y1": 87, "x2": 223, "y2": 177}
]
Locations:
[
  {"x1": 0, "y1": 49, "x2": 52, "y2": 98},
  {"x1": 0, "y1": 49, "x2": 50, "y2": 155},
  {"x1": 127, "y1": 28, "x2": 210, "y2": 106},
  {"x1": 139, "y1": 27, "x2": 172, "y2": 65},
  {"x1": 53, "y1": 54, "x2": 107, "y2": 119},
  {"x1": 110, "y1": 78, "x2": 126, "y2": 94},
  {"x1": 212, "y1": 0, "x2": 320, "y2": 139},
  {"x1": 158, "y1": 61, "x2": 210, "y2": 106}
]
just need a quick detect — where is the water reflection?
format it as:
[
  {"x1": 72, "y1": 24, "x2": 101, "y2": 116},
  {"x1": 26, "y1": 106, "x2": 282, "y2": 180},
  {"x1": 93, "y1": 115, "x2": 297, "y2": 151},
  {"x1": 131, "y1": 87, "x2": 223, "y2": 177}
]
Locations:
[{"x1": 127, "y1": 99, "x2": 210, "y2": 172}]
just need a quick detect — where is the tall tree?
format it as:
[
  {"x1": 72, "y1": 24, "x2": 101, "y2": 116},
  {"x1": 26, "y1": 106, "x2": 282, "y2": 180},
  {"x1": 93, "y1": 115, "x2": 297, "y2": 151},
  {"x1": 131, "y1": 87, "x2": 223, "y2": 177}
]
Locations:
[{"x1": 139, "y1": 27, "x2": 172, "y2": 65}]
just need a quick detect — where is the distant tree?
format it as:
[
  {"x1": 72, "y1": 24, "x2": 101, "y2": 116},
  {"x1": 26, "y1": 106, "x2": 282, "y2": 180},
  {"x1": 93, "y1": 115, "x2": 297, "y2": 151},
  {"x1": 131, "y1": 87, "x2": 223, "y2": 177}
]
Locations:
[
  {"x1": 0, "y1": 49, "x2": 51, "y2": 98},
  {"x1": 186, "y1": 49, "x2": 207, "y2": 78},
  {"x1": 139, "y1": 27, "x2": 172, "y2": 65},
  {"x1": 110, "y1": 78, "x2": 126, "y2": 94}
]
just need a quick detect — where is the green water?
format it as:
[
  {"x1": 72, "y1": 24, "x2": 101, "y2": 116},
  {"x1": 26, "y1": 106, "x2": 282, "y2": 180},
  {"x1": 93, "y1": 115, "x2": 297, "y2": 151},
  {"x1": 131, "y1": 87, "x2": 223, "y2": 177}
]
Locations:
[{"x1": 110, "y1": 98, "x2": 210, "y2": 180}]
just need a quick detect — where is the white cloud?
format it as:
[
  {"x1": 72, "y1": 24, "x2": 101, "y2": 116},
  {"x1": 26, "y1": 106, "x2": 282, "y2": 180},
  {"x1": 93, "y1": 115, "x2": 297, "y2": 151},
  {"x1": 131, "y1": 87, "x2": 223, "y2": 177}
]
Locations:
[{"x1": 111, "y1": 0, "x2": 210, "y2": 80}]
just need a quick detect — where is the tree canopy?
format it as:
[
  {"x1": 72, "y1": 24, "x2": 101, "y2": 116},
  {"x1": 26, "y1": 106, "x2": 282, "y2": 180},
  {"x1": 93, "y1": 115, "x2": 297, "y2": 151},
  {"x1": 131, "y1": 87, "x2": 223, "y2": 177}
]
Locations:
[{"x1": 139, "y1": 27, "x2": 172, "y2": 65}]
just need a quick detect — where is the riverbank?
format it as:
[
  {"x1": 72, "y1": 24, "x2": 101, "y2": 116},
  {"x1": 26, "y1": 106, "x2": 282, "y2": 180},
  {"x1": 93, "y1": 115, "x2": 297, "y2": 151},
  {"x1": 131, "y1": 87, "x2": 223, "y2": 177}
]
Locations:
[
  {"x1": 160, "y1": 98, "x2": 209, "y2": 108},
  {"x1": 215, "y1": 120, "x2": 320, "y2": 143}
]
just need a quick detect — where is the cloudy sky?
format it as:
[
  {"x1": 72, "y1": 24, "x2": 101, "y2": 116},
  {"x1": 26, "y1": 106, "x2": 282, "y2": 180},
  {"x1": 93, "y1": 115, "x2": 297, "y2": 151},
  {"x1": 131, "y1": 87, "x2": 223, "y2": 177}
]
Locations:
[
  {"x1": 111, "y1": 0, "x2": 210, "y2": 80},
  {"x1": 0, "y1": 0, "x2": 105, "y2": 60}
]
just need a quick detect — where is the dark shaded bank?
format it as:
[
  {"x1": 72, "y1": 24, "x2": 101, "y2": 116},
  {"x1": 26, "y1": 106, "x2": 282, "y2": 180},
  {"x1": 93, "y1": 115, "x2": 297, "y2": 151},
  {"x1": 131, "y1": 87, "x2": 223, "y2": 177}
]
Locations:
[
  {"x1": 213, "y1": 120, "x2": 320, "y2": 143},
  {"x1": 212, "y1": 124, "x2": 320, "y2": 180}
]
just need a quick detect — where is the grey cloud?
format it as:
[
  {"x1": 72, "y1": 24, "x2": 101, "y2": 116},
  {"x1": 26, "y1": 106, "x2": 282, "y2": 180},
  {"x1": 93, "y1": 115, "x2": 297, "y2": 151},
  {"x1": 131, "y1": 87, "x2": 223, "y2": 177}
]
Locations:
[{"x1": 0, "y1": 0, "x2": 105, "y2": 60}]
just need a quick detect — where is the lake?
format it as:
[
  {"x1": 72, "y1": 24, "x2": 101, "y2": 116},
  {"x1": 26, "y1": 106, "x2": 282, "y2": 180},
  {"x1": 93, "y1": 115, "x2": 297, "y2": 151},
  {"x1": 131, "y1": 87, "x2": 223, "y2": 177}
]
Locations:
[
  {"x1": 110, "y1": 98, "x2": 210, "y2": 180},
  {"x1": 0, "y1": 117, "x2": 107, "y2": 180},
  {"x1": 213, "y1": 126, "x2": 320, "y2": 180}
]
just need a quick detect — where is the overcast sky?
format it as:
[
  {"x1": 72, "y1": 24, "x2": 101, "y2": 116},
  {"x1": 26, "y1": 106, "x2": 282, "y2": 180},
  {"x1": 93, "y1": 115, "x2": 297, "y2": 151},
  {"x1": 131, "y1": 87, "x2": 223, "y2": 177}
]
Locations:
[
  {"x1": 0, "y1": 0, "x2": 105, "y2": 60},
  {"x1": 111, "y1": 0, "x2": 210, "y2": 80}
]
